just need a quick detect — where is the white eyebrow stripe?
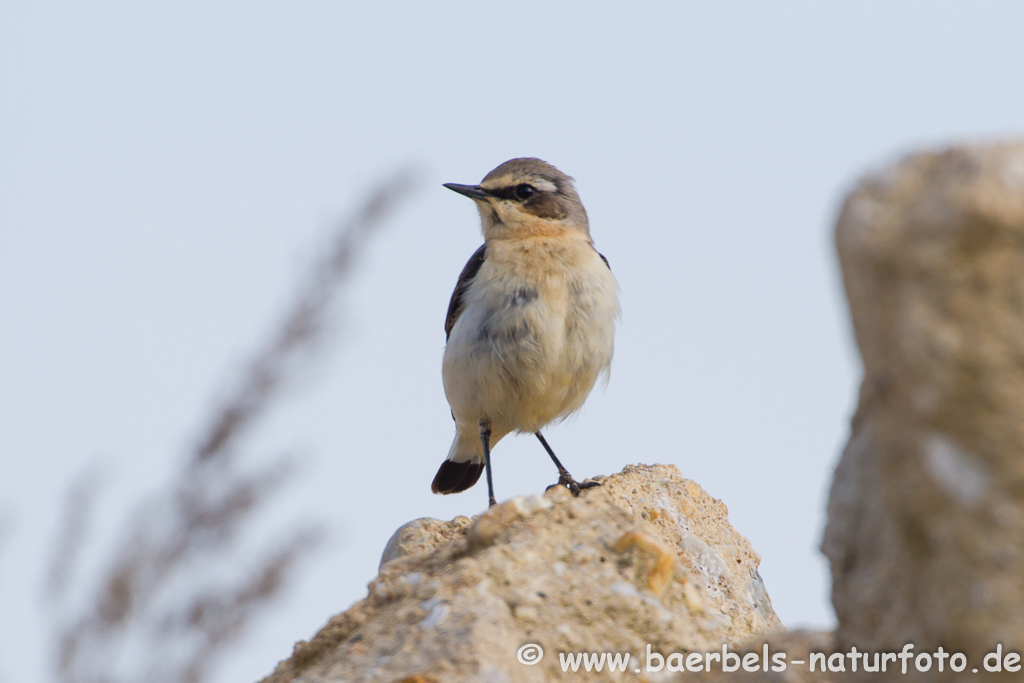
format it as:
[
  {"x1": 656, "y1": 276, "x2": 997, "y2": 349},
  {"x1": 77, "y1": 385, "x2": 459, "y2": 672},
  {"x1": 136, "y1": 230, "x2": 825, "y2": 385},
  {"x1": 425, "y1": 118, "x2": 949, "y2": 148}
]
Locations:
[{"x1": 532, "y1": 179, "x2": 558, "y2": 193}]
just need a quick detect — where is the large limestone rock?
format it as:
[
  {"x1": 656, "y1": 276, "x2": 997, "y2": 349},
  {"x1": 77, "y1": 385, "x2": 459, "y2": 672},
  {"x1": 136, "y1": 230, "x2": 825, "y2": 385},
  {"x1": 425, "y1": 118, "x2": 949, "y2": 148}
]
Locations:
[
  {"x1": 823, "y1": 143, "x2": 1024, "y2": 680},
  {"x1": 263, "y1": 464, "x2": 781, "y2": 682}
]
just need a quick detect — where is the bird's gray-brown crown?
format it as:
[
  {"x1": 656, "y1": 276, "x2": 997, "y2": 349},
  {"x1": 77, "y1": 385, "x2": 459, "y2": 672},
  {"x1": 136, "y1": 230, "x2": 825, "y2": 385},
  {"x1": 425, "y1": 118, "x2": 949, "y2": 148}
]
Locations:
[{"x1": 444, "y1": 157, "x2": 589, "y2": 236}]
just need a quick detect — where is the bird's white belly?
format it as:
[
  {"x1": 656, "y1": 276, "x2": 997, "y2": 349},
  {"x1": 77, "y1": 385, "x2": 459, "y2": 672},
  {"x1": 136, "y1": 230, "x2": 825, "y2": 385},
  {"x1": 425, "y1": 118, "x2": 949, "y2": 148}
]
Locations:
[{"x1": 442, "y1": 250, "x2": 618, "y2": 437}]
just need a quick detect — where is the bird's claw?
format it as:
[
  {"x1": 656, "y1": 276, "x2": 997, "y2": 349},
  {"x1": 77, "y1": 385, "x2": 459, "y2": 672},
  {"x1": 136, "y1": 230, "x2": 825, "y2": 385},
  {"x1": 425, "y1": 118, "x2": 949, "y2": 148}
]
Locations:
[{"x1": 555, "y1": 473, "x2": 601, "y2": 497}]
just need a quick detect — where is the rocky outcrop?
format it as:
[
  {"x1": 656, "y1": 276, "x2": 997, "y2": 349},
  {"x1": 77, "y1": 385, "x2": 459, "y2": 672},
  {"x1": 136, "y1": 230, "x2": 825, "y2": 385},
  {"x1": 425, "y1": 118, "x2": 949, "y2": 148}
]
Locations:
[
  {"x1": 823, "y1": 143, "x2": 1024, "y2": 680},
  {"x1": 262, "y1": 464, "x2": 781, "y2": 682}
]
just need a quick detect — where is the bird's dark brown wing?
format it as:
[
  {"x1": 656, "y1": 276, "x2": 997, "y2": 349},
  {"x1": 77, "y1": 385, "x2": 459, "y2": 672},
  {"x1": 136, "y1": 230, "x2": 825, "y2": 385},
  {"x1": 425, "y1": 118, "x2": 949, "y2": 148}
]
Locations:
[
  {"x1": 445, "y1": 244, "x2": 487, "y2": 340},
  {"x1": 597, "y1": 251, "x2": 610, "y2": 269}
]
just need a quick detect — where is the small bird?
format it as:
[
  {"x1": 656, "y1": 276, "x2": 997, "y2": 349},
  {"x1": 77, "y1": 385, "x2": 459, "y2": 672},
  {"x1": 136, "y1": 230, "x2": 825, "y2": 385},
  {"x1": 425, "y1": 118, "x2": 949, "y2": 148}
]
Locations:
[{"x1": 432, "y1": 158, "x2": 620, "y2": 507}]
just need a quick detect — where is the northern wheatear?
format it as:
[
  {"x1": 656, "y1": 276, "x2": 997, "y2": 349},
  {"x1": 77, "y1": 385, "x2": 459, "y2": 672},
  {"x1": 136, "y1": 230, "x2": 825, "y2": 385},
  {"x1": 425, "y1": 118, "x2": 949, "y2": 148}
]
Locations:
[{"x1": 432, "y1": 158, "x2": 620, "y2": 507}]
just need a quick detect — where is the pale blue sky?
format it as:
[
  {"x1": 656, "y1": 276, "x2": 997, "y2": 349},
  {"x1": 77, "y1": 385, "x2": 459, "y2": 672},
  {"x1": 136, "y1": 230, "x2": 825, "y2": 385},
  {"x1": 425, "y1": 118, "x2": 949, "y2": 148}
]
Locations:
[{"x1": 3, "y1": 2, "x2": 1023, "y2": 681}]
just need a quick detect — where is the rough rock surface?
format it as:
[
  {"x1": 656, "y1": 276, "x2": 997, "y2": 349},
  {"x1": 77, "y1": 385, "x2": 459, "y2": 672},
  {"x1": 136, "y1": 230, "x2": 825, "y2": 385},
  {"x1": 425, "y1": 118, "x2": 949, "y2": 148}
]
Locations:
[
  {"x1": 262, "y1": 464, "x2": 781, "y2": 682},
  {"x1": 823, "y1": 143, "x2": 1024, "y2": 680}
]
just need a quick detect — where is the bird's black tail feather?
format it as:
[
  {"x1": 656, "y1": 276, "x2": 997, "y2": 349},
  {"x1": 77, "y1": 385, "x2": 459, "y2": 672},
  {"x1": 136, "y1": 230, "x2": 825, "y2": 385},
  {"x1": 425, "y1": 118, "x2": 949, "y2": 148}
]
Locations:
[{"x1": 431, "y1": 460, "x2": 483, "y2": 494}]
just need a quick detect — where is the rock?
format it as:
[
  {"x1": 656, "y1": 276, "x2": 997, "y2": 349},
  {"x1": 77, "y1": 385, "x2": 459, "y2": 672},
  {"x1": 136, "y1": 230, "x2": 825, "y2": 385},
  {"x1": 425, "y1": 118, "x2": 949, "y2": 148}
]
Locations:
[
  {"x1": 466, "y1": 494, "x2": 553, "y2": 551},
  {"x1": 613, "y1": 530, "x2": 676, "y2": 596},
  {"x1": 823, "y1": 143, "x2": 1024, "y2": 680},
  {"x1": 379, "y1": 516, "x2": 473, "y2": 570},
  {"x1": 262, "y1": 464, "x2": 781, "y2": 682}
]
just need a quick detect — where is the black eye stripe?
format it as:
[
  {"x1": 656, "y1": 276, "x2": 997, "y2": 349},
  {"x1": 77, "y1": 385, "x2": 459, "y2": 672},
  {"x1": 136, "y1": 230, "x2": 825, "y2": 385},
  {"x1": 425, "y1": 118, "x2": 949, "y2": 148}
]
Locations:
[
  {"x1": 485, "y1": 187, "x2": 520, "y2": 200},
  {"x1": 485, "y1": 184, "x2": 540, "y2": 201}
]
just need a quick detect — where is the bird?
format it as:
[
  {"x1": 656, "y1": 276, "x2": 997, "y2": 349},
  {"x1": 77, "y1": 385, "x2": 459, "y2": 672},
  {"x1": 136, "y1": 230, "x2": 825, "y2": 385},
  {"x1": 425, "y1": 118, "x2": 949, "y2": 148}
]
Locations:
[{"x1": 431, "y1": 158, "x2": 620, "y2": 507}]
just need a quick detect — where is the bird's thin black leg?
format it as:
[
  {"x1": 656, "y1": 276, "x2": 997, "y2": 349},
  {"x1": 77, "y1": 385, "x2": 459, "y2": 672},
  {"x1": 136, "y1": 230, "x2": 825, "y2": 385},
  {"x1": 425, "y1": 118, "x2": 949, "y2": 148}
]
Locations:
[
  {"x1": 535, "y1": 431, "x2": 600, "y2": 497},
  {"x1": 480, "y1": 421, "x2": 496, "y2": 507}
]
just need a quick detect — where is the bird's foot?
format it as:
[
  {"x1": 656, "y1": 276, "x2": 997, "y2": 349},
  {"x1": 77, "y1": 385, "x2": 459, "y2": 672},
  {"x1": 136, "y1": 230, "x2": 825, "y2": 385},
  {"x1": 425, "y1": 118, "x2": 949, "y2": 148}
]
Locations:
[{"x1": 552, "y1": 472, "x2": 601, "y2": 497}]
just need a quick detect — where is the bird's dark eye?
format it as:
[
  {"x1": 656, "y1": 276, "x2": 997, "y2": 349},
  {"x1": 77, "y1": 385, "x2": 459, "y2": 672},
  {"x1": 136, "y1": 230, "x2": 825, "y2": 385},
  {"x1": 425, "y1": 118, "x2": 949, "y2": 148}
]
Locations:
[{"x1": 513, "y1": 184, "x2": 535, "y2": 200}]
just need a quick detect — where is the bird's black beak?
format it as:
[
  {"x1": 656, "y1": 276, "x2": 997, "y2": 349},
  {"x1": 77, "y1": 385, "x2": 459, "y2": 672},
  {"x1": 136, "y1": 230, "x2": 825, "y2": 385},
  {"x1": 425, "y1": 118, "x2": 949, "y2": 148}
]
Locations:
[{"x1": 443, "y1": 183, "x2": 491, "y2": 201}]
